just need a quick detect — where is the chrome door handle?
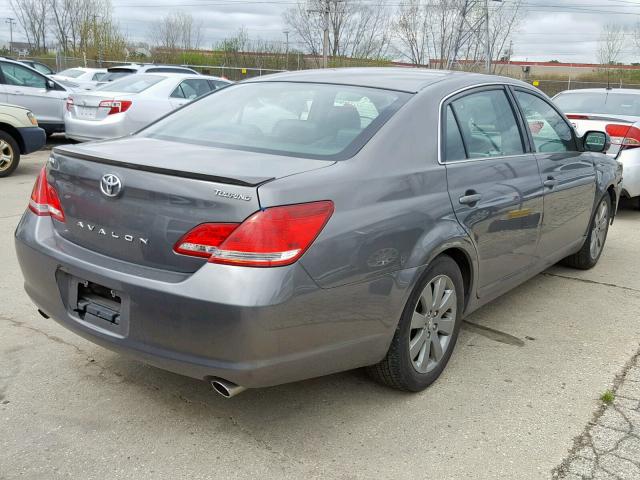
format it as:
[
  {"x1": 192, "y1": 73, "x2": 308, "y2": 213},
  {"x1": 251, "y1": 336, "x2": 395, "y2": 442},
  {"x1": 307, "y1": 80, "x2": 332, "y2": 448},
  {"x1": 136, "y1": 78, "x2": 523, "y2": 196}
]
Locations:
[
  {"x1": 543, "y1": 177, "x2": 558, "y2": 188},
  {"x1": 459, "y1": 192, "x2": 482, "y2": 206}
]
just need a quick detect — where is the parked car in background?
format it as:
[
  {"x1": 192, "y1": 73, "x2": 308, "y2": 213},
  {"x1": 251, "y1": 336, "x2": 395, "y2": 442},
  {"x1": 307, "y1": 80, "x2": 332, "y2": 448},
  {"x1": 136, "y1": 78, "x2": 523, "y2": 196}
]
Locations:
[
  {"x1": 554, "y1": 88, "x2": 640, "y2": 206},
  {"x1": 0, "y1": 57, "x2": 74, "y2": 137},
  {"x1": 0, "y1": 103, "x2": 45, "y2": 177},
  {"x1": 17, "y1": 59, "x2": 55, "y2": 76},
  {"x1": 97, "y1": 63, "x2": 200, "y2": 85},
  {"x1": 51, "y1": 67, "x2": 107, "y2": 90},
  {"x1": 65, "y1": 73, "x2": 231, "y2": 141},
  {"x1": 15, "y1": 69, "x2": 621, "y2": 397}
]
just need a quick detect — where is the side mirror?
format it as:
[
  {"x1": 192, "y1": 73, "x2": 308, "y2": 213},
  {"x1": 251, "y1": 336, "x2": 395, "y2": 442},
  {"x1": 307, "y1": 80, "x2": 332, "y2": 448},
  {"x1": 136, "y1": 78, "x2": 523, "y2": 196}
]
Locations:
[
  {"x1": 583, "y1": 130, "x2": 610, "y2": 153},
  {"x1": 46, "y1": 79, "x2": 56, "y2": 90}
]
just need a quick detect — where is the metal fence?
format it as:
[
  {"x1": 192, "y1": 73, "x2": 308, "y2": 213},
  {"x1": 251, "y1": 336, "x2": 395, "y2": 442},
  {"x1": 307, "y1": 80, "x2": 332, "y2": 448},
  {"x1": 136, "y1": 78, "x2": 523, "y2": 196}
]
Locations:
[
  {"x1": 524, "y1": 79, "x2": 640, "y2": 97},
  {"x1": 22, "y1": 56, "x2": 286, "y2": 80}
]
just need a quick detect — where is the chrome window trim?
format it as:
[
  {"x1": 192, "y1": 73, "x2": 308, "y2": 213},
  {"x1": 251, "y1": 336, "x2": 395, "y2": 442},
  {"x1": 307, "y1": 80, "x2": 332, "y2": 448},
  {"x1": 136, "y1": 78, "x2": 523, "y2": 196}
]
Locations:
[{"x1": 437, "y1": 82, "x2": 534, "y2": 165}]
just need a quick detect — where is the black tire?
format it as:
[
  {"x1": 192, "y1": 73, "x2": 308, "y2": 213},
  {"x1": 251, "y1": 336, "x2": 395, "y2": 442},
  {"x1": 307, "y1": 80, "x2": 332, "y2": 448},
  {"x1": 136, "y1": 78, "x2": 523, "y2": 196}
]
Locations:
[
  {"x1": 367, "y1": 254, "x2": 464, "y2": 392},
  {"x1": 0, "y1": 130, "x2": 20, "y2": 178},
  {"x1": 562, "y1": 194, "x2": 611, "y2": 270}
]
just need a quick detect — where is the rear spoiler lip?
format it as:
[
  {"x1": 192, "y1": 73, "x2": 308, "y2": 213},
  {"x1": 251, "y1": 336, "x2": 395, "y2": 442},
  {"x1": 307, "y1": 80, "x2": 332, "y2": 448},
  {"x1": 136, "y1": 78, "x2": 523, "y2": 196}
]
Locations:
[{"x1": 52, "y1": 146, "x2": 273, "y2": 187}]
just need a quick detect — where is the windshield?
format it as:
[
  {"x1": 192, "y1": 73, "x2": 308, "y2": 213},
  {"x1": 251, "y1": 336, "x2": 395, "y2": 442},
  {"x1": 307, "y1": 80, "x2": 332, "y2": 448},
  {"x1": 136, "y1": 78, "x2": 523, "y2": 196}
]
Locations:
[
  {"x1": 140, "y1": 82, "x2": 410, "y2": 160},
  {"x1": 94, "y1": 74, "x2": 163, "y2": 93},
  {"x1": 58, "y1": 68, "x2": 85, "y2": 78},
  {"x1": 554, "y1": 91, "x2": 640, "y2": 117}
]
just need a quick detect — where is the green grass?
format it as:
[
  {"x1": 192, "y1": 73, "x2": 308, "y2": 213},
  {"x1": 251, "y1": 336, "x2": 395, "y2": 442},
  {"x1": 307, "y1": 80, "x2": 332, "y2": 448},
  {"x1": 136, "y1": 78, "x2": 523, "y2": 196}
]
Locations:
[{"x1": 600, "y1": 389, "x2": 615, "y2": 404}]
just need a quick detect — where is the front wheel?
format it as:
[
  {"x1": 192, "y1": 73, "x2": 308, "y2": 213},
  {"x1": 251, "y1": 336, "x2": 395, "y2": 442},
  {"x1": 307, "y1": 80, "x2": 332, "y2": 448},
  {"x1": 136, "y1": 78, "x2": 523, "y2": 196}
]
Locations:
[
  {"x1": 562, "y1": 194, "x2": 611, "y2": 270},
  {"x1": 367, "y1": 255, "x2": 464, "y2": 392},
  {"x1": 0, "y1": 131, "x2": 20, "y2": 178}
]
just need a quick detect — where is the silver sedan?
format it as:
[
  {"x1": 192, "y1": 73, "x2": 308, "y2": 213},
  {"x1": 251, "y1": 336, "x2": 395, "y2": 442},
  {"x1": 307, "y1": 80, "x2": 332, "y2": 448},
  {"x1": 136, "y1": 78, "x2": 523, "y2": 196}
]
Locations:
[{"x1": 64, "y1": 73, "x2": 231, "y2": 142}]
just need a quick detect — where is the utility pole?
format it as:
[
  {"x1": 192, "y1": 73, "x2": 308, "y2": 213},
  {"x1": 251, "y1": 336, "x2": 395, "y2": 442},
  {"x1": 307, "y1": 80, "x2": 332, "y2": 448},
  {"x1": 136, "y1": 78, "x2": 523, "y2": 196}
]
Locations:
[
  {"x1": 322, "y1": 0, "x2": 330, "y2": 68},
  {"x1": 5, "y1": 18, "x2": 16, "y2": 56},
  {"x1": 484, "y1": 0, "x2": 491, "y2": 73},
  {"x1": 283, "y1": 30, "x2": 290, "y2": 70}
]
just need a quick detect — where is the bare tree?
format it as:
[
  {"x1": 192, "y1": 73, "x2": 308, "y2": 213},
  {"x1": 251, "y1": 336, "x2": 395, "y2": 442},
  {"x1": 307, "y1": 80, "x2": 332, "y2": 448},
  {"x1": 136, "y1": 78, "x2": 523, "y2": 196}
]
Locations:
[
  {"x1": 149, "y1": 11, "x2": 203, "y2": 53},
  {"x1": 11, "y1": 0, "x2": 49, "y2": 53},
  {"x1": 283, "y1": 0, "x2": 392, "y2": 65},
  {"x1": 599, "y1": 24, "x2": 625, "y2": 66}
]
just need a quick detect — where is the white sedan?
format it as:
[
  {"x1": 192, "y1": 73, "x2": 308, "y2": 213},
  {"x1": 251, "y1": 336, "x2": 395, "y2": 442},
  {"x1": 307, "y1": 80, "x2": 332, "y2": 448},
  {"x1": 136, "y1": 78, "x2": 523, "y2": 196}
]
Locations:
[
  {"x1": 64, "y1": 73, "x2": 231, "y2": 142},
  {"x1": 51, "y1": 67, "x2": 107, "y2": 90}
]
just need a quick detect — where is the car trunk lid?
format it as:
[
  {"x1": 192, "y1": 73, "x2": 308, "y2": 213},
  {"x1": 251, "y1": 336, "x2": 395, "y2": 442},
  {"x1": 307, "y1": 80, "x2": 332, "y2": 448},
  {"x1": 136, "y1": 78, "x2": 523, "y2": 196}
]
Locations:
[
  {"x1": 68, "y1": 91, "x2": 129, "y2": 121},
  {"x1": 48, "y1": 137, "x2": 334, "y2": 272}
]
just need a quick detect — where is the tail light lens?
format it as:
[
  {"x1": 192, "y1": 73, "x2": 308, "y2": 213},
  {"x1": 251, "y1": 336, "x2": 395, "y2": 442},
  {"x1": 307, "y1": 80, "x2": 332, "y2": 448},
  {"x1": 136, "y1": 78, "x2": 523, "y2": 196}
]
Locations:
[
  {"x1": 606, "y1": 124, "x2": 640, "y2": 149},
  {"x1": 174, "y1": 201, "x2": 334, "y2": 267},
  {"x1": 66, "y1": 97, "x2": 73, "y2": 111},
  {"x1": 28, "y1": 167, "x2": 65, "y2": 222},
  {"x1": 99, "y1": 100, "x2": 132, "y2": 115},
  {"x1": 566, "y1": 114, "x2": 590, "y2": 120}
]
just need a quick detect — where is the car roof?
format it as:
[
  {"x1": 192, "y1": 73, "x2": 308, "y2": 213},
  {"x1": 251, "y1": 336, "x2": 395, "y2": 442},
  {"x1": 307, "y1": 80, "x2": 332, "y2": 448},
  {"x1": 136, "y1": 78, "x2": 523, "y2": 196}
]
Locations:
[
  {"x1": 246, "y1": 67, "x2": 531, "y2": 93},
  {"x1": 556, "y1": 88, "x2": 640, "y2": 95}
]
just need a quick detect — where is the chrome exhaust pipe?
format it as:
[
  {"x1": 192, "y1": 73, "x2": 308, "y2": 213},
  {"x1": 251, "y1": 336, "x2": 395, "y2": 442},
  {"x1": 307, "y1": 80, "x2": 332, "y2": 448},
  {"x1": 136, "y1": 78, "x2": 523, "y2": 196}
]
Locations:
[{"x1": 210, "y1": 378, "x2": 246, "y2": 398}]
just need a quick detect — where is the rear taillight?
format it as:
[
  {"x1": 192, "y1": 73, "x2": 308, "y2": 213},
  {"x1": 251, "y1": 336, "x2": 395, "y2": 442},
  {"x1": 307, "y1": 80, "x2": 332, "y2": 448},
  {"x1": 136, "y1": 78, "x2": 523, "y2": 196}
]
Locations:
[
  {"x1": 606, "y1": 124, "x2": 640, "y2": 149},
  {"x1": 28, "y1": 167, "x2": 65, "y2": 222},
  {"x1": 66, "y1": 97, "x2": 73, "y2": 111},
  {"x1": 173, "y1": 201, "x2": 334, "y2": 267},
  {"x1": 99, "y1": 100, "x2": 132, "y2": 115}
]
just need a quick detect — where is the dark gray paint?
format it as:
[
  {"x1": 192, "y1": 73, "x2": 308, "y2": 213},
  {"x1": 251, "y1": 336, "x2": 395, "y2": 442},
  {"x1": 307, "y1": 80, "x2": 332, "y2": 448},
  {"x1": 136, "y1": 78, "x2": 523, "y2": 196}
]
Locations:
[{"x1": 15, "y1": 70, "x2": 623, "y2": 388}]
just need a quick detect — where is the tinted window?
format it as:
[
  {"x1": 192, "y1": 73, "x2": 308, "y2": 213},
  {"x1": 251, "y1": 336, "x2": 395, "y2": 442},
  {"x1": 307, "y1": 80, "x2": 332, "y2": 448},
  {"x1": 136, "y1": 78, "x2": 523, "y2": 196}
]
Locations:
[
  {"x1": 92, "y1": 72, "x2": 106, "y2": 81},
  {"x1": 58, "y1": 68, "x2": 85, "y2": 78},
  {"x1": 141, "y1": 82, "x2": 410, "y2": 160},
  {"x1": 515, "y1": 90, "x2": 576, "y2": 153},
  {"x1": 554, "y1": 91, "x2": 640, "y2": 117},
  {"x1": 445, "y1": 106, "x2": 466, "y2": 162},
  {"x1": 101, "y1": 70, "x2": 135, "y2": 82},
  {"x1": 450, "y1": 89, "x2": 524, "y2": 159},
  {"x1": 0, "y1": 62, "x2": 47, "y2": 88},
  {"x1": 94, "y1": 74, "x2": 164, "y2": 93},
  {"x1": 171, "y1": 79, "x2": 212, "y2": 99}
]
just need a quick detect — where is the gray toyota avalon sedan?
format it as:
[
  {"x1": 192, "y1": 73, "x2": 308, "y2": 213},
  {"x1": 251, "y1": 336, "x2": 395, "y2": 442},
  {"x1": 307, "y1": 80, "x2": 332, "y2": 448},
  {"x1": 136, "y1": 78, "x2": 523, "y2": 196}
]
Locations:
[{"x1": 15, "y1": 68, "x2": 622, "y2": 397}]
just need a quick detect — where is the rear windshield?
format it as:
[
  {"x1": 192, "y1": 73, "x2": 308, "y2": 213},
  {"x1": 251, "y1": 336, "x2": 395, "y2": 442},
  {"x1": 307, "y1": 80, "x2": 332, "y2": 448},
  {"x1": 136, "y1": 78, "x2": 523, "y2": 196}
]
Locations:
[
  {"x1": 554, "y1": 91, "x2": 640, "y2": 117},
  {"x1": 140, "y1": 82, "x2": 410, "y2": 160},
  {"x1": 95, "y1": 74, "x2": 163, "y2": 93},
  {"x1": 58, "y1": 68, "x2": 85, "y2": 78}
]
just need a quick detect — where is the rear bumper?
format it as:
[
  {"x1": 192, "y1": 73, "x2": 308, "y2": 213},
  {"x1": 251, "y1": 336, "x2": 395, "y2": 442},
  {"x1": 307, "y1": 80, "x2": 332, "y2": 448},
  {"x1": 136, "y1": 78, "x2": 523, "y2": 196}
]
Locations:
[
  {"x1": 64, "y1": 113, "x2": 132, "y2": 142},
  {"x1": 14, "y1": 213, "x2": 411, "y2": 388},
  {"x1": 618, "y1": 149, "x2": 640, "y2": 198},
  {"x1": 17, "y1": 126, "x2": 46, "y2": 154}
]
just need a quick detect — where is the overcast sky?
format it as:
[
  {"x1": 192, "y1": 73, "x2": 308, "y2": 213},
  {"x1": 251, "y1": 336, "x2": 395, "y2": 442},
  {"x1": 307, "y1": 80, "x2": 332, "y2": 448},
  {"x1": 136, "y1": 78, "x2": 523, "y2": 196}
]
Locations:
[{"x1": 0, "y1": 0, "x2": 639, "y2": 63}]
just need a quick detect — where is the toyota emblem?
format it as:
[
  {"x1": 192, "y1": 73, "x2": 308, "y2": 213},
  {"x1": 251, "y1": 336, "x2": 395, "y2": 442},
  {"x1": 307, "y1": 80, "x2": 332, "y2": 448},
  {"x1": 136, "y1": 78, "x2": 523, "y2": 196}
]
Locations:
[{"x1": 100, "y1": 173, "x2": 123, "y2": 198}]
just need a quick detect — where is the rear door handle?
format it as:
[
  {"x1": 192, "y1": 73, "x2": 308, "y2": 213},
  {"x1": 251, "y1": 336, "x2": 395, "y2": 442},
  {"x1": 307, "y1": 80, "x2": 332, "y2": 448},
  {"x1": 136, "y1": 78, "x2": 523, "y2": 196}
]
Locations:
[
  {"x1": 459, "y1": 191, "x2": 482, "y2": 206},
  {"x1": 543, "y1": 177, "x2": 558, "y2": 189}
]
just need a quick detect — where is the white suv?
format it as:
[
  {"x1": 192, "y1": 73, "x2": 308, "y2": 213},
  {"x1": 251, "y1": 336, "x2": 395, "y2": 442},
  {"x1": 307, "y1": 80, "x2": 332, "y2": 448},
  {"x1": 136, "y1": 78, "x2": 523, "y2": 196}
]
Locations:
[{"x1": 0, "y1": 103, "x2": 45, "y2": 177}]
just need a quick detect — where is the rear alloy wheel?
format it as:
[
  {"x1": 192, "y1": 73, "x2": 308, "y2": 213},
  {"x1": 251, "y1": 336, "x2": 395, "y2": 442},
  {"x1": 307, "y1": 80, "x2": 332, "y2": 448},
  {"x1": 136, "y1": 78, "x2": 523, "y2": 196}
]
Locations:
[
  {"x1": 0, "y1": 132, "x2": 20, "y2": 178},
  {"x1": 367, "y1": 255, "x2": 464, "y2": 391},
  {"x1": 563, "y1": 194, "x2": 611, "y2": 270}
]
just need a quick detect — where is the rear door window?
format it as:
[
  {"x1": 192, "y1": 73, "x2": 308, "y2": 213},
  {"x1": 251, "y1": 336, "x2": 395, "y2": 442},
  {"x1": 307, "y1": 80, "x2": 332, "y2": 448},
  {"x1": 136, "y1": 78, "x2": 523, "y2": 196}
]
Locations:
[
  {"x1": 515, "y1": 90, "x2": 577, "y2": 153},
  {"x1": 171, "y1": 79, "x2": 212, "y2": 99},
  {"x1": 450, "y1": 89, "x2": 524, "y2": 159}
]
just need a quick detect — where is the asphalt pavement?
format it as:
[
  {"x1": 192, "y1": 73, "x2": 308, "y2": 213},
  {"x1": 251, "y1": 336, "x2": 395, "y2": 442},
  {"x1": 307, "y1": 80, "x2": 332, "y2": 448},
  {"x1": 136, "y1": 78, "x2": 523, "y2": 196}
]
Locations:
[{"x1": 1, "y1": 147, "x2": 639, "y2": 479}]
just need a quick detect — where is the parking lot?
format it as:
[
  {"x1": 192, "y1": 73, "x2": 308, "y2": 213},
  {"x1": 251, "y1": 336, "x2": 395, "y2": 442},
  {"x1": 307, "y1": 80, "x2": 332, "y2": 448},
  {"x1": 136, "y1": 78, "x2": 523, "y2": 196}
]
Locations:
[{"x1": 1, "y1": 147, "x2": 640, "y2": 479}]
